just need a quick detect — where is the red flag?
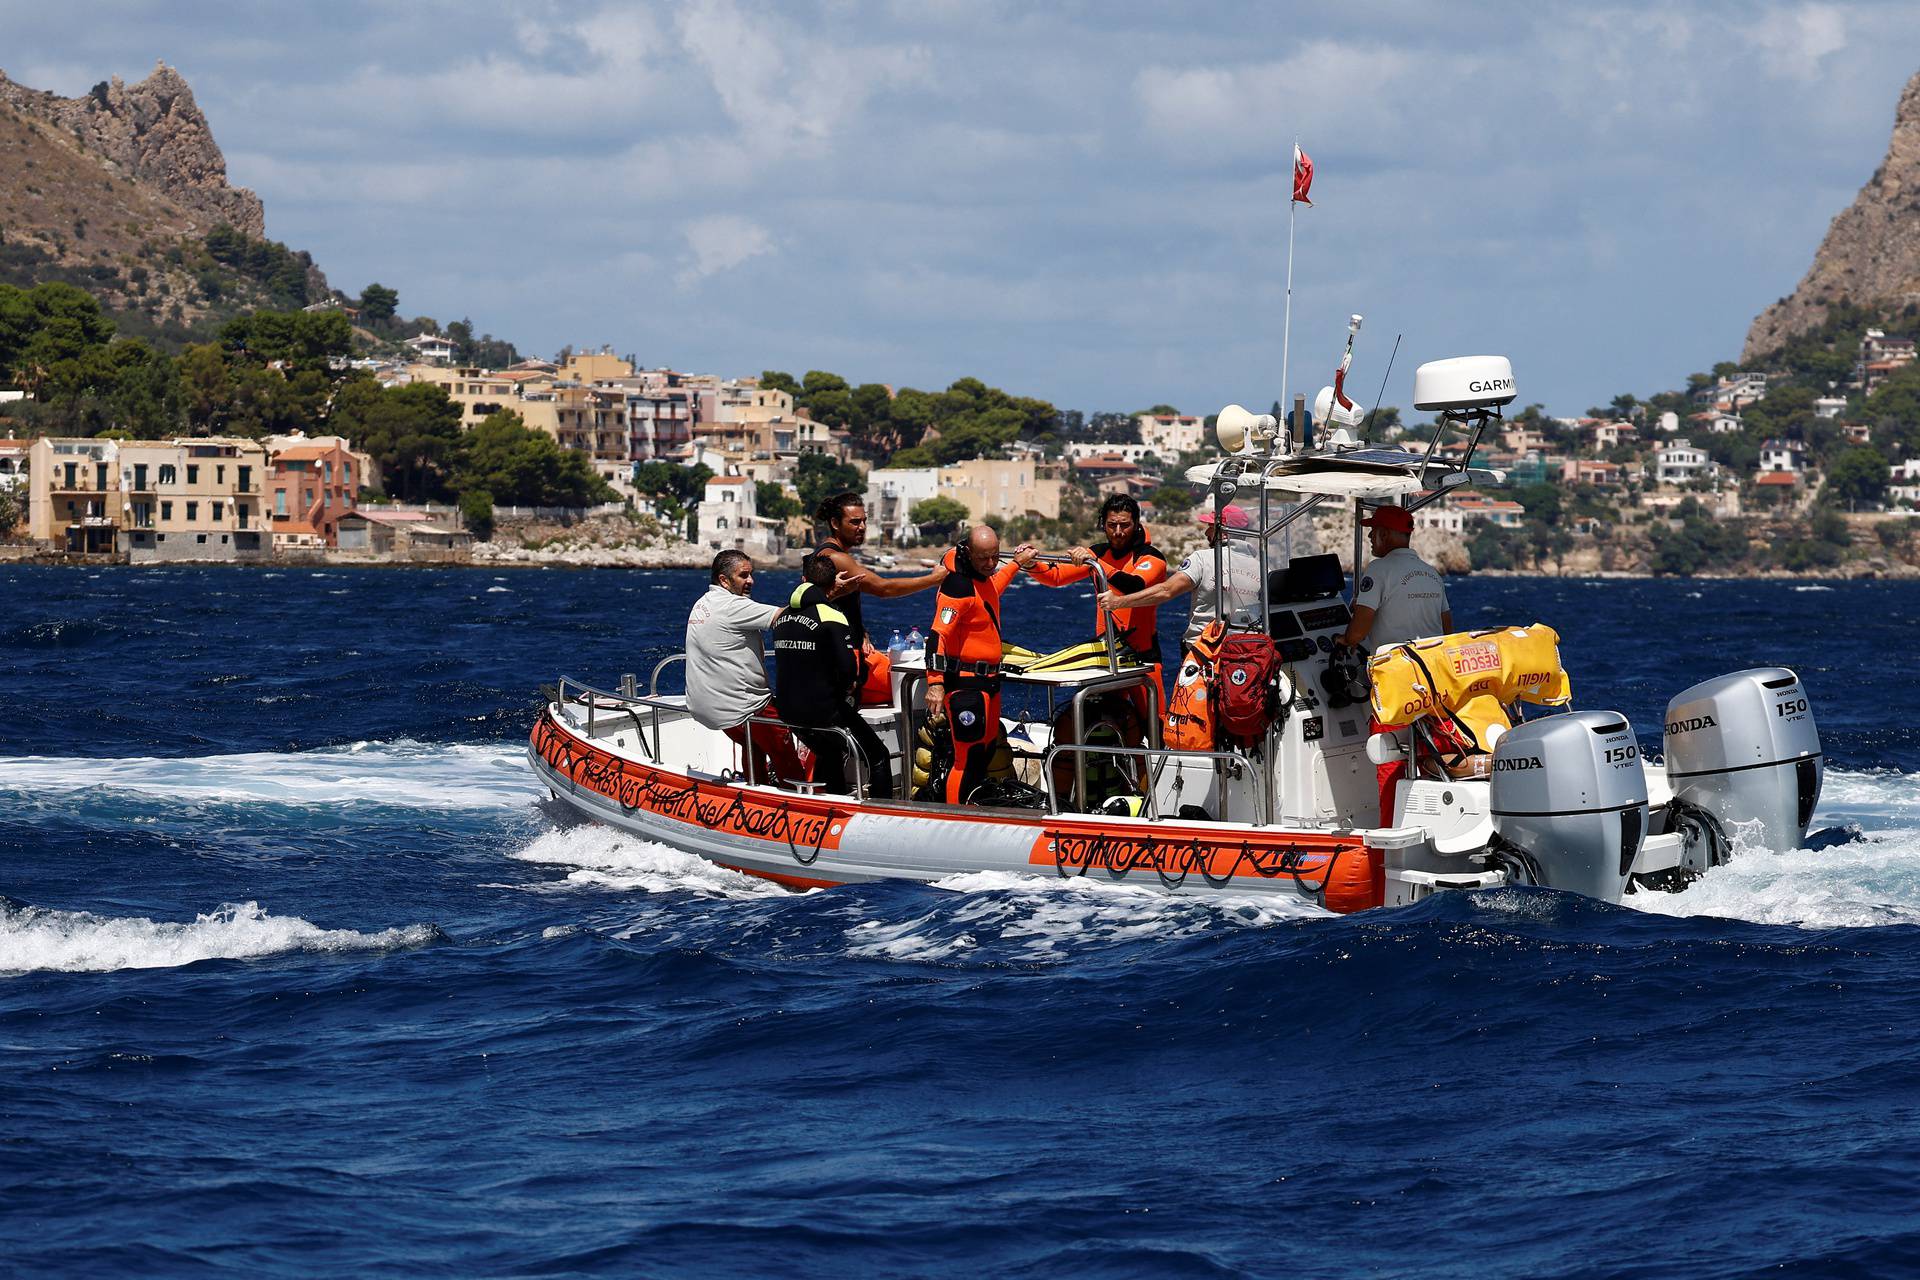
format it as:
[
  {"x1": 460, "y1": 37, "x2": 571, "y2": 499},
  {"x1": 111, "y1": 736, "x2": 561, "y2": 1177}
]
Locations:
[{"x1": 1292, "y1": 143, "x2": 1314, "y2": 206}]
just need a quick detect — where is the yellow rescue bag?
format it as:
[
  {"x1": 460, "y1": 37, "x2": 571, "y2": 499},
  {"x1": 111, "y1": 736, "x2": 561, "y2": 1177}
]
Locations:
[{"x1": 1367, "y1": 624, "x2": 1572, "y2": 752}]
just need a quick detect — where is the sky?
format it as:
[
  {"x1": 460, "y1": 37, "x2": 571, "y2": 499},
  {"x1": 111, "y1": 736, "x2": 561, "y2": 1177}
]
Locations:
[{"x1": 4, "y1": 1, "x2": 1919, "y2": 419}]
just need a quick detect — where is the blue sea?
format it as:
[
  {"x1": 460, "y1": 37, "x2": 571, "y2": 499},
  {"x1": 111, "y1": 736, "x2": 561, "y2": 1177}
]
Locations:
[{"x1": 3, "y1": 563, "x2": 1919, "y2": 1277}]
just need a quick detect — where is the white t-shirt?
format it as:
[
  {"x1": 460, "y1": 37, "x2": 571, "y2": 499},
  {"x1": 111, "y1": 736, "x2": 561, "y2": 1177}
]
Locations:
[
  {"x1": 1354, "y1": 547, "x2": 1449, "y2": 653},
  {"x1": 1177, "y1": 542, "x2": 1265, "y2": 642},
  {"x1": 685, "y1": 584, "x2": 781, "y2": 729}
]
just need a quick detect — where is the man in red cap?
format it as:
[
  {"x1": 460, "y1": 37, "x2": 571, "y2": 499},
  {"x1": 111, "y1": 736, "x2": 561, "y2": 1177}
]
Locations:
[
  {"x1": 1338, "y1": 504, "x2": 1450, "y2": 654},
  {"x1": 1339, "y1": 503, "x2": 1452, "y2": 825}
]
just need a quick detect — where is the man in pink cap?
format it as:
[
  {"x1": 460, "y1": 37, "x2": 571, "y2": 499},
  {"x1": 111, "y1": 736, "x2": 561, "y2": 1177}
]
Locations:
[{"x1": 1096, "y1": 502, "x2": 1264, "y2": 645}]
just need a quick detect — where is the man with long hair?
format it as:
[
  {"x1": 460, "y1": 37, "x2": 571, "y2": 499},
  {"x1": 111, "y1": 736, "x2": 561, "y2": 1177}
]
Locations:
[{"x1": 809, "y1": 491, "x2": 944, "y2": 704}]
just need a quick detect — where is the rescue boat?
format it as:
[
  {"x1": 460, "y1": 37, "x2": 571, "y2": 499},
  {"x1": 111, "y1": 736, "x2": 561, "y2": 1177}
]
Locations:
[{"x1": 528, "y1": 350, "x2": 1822, "y2": 911}]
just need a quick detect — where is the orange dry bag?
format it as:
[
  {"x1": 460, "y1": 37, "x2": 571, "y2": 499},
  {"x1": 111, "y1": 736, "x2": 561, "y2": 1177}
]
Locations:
[{"x1": 1164, "y1": 621, "x2": 1225, "y2": 752}]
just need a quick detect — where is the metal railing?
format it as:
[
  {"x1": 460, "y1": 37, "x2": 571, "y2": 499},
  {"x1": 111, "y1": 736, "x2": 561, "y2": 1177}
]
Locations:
[
  {"x1": 1041, "y1": 742, "x2": 1262, "y2": 824},
  {"x1": 555, "y1": 672, "x2": 873, "y2": 800}
]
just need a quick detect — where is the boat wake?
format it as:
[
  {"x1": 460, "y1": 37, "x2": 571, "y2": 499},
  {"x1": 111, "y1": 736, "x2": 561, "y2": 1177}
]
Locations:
[
  {"x1": 0, "y1": 898, "x2": 442, "y2": 974},
  {"x1": 0, "y1": 740, "x2": 540, "y2": 813}
]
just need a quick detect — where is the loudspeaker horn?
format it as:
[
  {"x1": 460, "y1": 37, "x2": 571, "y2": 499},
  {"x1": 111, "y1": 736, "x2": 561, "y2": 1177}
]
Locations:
[{"x1": 1215, "y1": 404, "x2": 1277, "y2": 454}]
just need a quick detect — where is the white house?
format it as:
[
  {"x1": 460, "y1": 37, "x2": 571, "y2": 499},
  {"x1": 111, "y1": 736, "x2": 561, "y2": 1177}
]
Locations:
[
  {"x1": 1136, "y1": 413, "x2": 1206, "y2": 458},
  {"x1": 1814, "y1": 395, "x2": 1849, "y2": 420},
  {"x1": 403, "y1": 333, "x2": 456, "y2": 365},
  {"x1": 1065, "y1": 442, "x2": 1158, "y2": 465},
  {"x1": 1593, "y1": 420, "x2": 1636, "y2": 449},
  {"x1": 1892, "y1": 459, "x2": 1920, "y2": 507},
  {"x1": 1656, "y1": 410, "x2": 1681, "y2": 433},
  {"x1": 694, "y1": 474, "x2": 784, "y2": 558},
  {"x1": 1758, "y1": 439, "x2": 1808, "y2": 475},
  {"x1": 864, "y1": 467, "x2": 942, "y2": 543},
  {"x1": 1653, "y1": 438, "x2": 1713, "y2": 487}
]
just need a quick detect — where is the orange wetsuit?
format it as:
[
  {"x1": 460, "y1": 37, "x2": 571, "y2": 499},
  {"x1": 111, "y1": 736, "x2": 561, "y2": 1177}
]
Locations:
[
  {"x1": 1024, "y1": 531, "x2": 1170, "y2": 718},
  {"x1": 928, "y1": 547, "x2": 1019, "y2": 804}
]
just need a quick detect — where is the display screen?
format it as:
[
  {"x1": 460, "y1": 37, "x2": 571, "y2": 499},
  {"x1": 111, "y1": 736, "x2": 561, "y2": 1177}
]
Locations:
[
  {"x1": 1299, "y1": 603, "x2": 1351, "y2": 631},
  {"x1": 1267, "y1": 611, "x2": 1303, "y2": 639}
]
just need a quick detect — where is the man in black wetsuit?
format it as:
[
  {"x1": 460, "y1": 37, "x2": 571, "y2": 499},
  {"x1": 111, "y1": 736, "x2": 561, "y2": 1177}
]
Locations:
[
  {"x1": 773, "y1": 553, "x2": 896, "y2": 799},
  {"x1": 809, "y1": 492, "x2": 945, "y2": 705}
]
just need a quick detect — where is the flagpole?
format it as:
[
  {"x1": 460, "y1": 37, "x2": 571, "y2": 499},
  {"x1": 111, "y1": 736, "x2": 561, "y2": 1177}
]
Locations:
[{"x1": 1281, "y1": 156, "x2": 1296, "y2": 447}]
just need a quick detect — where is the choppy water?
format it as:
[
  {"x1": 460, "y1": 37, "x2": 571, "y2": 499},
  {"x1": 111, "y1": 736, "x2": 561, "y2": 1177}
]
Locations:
[{"x1": 3, "y1": 565, "x2": 1918, "y2": 1276}]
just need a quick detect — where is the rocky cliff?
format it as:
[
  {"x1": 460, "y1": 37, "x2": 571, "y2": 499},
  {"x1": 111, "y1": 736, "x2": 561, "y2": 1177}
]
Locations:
[
  {"x1": 1744, "y1": 69, "x2": 1920, "y2": 363},
  {"x1": 0, "y1": 61, "x2": 263, "y2": 237}
]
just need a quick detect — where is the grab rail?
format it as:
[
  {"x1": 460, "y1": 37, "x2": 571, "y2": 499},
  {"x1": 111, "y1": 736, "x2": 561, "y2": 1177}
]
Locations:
[
  {"x1": 553, "y1": 675, "x2": 871, "y2": 799},
  {"x1": 735, "y1": 711, "x2": 872, "y2": 800},
  {"x1": 1040, "y1": 742, "x2": 1261, "y2": 825}
]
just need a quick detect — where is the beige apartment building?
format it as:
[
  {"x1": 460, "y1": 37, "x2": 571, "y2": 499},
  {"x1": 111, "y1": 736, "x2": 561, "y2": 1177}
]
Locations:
[
  {"x1": 936, "y1": 458, "x2": 1064, "y2": 523},
  {"x1": 27, "y1": 436, "x2": 267, "y2": 560}
]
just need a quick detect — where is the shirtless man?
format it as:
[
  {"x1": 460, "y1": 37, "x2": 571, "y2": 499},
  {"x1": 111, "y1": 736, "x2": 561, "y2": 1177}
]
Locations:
[{"x1": 809, "y1": 492, "x2": 946, "y2": 704}]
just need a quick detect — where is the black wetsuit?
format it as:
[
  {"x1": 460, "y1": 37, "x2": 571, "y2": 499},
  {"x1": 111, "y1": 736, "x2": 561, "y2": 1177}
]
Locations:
[
  {"x1": 773, "y1": 583, "x2": 893, "y2": 799},
  {"x1": 811, "y1": 537, "x2": 869, "y2": 648}
]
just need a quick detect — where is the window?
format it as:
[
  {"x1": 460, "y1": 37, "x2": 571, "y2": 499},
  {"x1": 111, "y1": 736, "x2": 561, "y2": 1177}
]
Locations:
[
  {"x1": 196, "y1": 534, "x2": 207, "y2": 544},
  {"x1": 322, "y1": 461, "x2": 331, "y2": 484},
  {"x1": 63, "y1": 463, "x2": 76, "y2": 489},
  {"x1": 716, "y1": 516, "x2": 729, "y2": 530},
  {"x1": 186, "y1": 502, "x2": 198, "y2": 522},
  {"x1": 275, "y1": 490, "x2": 287, "y2": 516},
  {"x1": 216, "y1": 465, "x2": 225, "y2": 484},
  {"x1": 95, "y1": 463, "x2": 108, "y2": 490},
  {"x1": 237, "y1": 466, "x2": 251, "y2": 490},
  {"x1": 343, "y1": 463, "x2": 353, "y2": 487},
  {"x1": 133, "y1": 464, "x2": 148, "y2": 489},
  {"x1": 213, "y1": 501, "x2": 224, "y2": 523},
  {"x1": 159, "y1": 464, "x2": 177, "y2": 485},
  {"x1": 237, "y1": 505, "x2": 249, "y2": 530},
  {"x1": 186, "y1": 465, "x2": 199, "y2": 485},
  {"x1": 160, "y1": 501, "x2": 172, "y2": 521}
]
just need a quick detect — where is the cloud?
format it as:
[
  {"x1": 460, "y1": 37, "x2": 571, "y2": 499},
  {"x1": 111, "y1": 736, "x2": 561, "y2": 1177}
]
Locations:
[
  {"x1": 676, "y1": 0, "x2": 929, "y2": 153},
  {"x1": 1748, "y1": 3, "x2": 1848, "y2": 80},
  {"x1": 677, "y1": 214, "x2": 775, "y2": 286}
]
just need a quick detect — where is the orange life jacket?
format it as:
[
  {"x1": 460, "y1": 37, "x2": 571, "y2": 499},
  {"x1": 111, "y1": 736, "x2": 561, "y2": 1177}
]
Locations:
[{"x1": 1024, "y1": 527, "x2": 1169, "y2": 659}]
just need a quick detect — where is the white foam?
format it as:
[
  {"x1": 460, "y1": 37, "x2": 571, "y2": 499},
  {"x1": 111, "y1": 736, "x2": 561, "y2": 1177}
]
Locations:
[
  {"x1": 508, "y1": 826, "x2": 788, "y2": 898},
  {"x1": 1625, "y1": 768, "x2": 1920, "y2": 930},
  {"x1": 845, "y1": 915, "x2": 977, "y2": 961},
  {"x1": 0, "y1": 741, "x2": 540, "y2": 811},
  {"x1": 487, "y1": 586, "x2": 512, "y2": 593},
  {"x1": 922, "y1": 868, "x2": 1326, "y2": 960},
  {"x1": 0, "y1": 900, "x2": 438, "y2": 974}
]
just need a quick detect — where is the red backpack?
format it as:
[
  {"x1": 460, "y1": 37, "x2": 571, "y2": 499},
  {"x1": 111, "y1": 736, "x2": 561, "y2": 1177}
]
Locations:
[{"x1": 1215, "y1": 631, "x2": 1282, "y2": 748}]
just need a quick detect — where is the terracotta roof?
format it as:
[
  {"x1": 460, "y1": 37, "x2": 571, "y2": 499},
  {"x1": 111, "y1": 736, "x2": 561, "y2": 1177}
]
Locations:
[
  {"x1": 708, "y1": 476, "x2": 750, "y2": 485},
  {"x1": 1755, "y1": 472, "x2": 1798, "y2": 486},
  {"x1": 272, "y1": 446, "x2": 343, "y2": 462}
]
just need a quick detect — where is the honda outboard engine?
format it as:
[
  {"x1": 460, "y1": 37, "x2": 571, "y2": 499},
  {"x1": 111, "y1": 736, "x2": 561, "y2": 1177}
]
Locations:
[
  {"x1": 1489, "y1": 711, "x2": 1648, "y2": 903},
  {"x1": 1663, "y1": 668, "x2": 1822, "y2": 856}
]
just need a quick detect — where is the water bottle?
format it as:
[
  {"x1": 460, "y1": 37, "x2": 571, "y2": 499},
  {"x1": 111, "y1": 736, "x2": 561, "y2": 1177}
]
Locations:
[
  {"x1": 905, "y1": 626, "x2": 923, "y2": 655},
  {"x1": 887, "y1": 629, "x2": 905, "y2": 663}
]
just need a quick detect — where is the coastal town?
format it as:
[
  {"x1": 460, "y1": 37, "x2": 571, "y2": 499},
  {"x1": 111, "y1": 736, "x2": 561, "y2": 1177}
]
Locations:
[{"x1": 3, "y1": 310, "x2": 1919, "y2": 577}]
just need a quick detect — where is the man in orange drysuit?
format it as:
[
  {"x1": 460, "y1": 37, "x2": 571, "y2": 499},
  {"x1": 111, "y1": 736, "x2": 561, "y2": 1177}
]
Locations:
[
  {"x1": 926, "y1": 525, "x2": 1036, "y2": 804},
  {"x1": 1022, "y1": 493, "x2": 1170, "y2": 720}
]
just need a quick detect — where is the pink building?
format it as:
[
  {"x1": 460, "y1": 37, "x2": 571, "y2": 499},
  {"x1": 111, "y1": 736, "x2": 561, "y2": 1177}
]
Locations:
[{"x1": 269, "y1": 442, "x2": 359, "y2": 548}]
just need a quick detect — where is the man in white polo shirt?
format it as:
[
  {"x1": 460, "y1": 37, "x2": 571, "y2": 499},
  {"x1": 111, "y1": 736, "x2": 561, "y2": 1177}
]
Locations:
[
  {"x1": 1337, "y1": 504, "x2": 1453, "y2": 824},
  {"x1": 1339, "y1": 505, "x2": 1451, "y2": 653},
  {"x1": 685, "y1": 550, "x2": 811, "y2": 784}
]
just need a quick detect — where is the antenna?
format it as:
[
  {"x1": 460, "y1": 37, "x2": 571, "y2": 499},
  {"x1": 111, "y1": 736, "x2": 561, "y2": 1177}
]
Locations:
[{"x1": 1361, "y1": 333, "x2": 1402, "y2": 443}]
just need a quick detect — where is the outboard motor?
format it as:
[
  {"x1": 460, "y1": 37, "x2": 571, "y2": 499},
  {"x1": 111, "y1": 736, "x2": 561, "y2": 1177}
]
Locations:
[
  {"x1": 1489, "y1": 711, "x2": 1648, "y2": 903},
  {"x1": 1663, "y1": 668, "x2": 1822, "y2": 856}
]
